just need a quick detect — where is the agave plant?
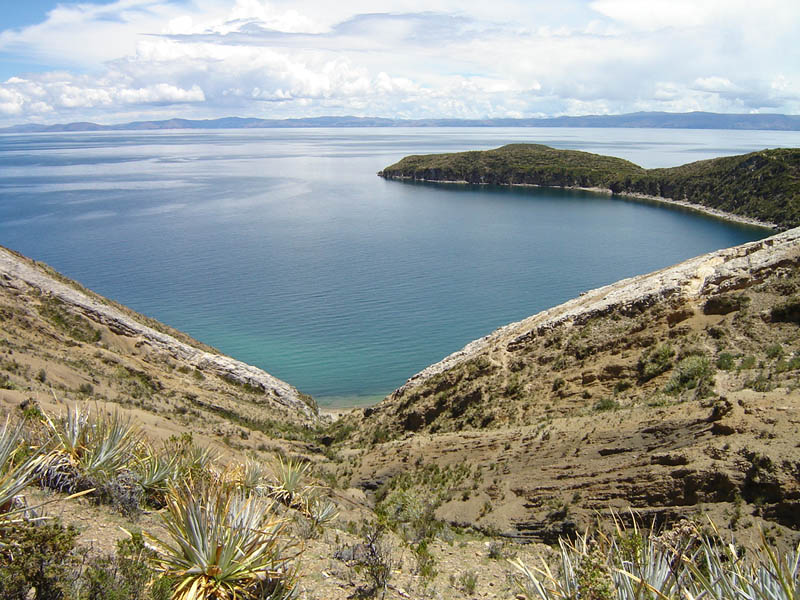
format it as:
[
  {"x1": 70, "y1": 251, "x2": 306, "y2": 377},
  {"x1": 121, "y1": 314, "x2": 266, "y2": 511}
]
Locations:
[
  {"x1": 218, "y1": 457, "x2": 271, "y2": 496},
  {"x1": 42, "y1": 404, "x2": 142, "y2": 491},
  {"x1": 512, "y1": 531, "x2": 600, "y2": 600},
  {"x1": 267, "y1": 455, "x2": 312, "y2": 509},
  {"x1": 174, "y1": 441, "x2": 219, "y2": 480},
  {"x1": 512, "y1": 518, "x2": 800, "y2": 600},
  {"x1": 147, "y1": 482, "x2": 297, "y2": 600},
  {"x1": 307, "y1": 495, "x2": 339, "y2": 534},
  {"x1": 239, "y1": 458, "x2": 270, "y2": 495},
  {"x1": 0, "y1": 417, "x2": 45, "y2": 521},
  {"x1": 687, "y1": 530, "x2": 800, "y2": 600},
  {"x1": 134, "y1": 444, "x2": 181, "y2": 506}
]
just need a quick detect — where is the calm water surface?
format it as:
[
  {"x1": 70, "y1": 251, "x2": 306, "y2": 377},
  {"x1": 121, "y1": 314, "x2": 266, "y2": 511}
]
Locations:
[{"x1": 1, "y1": 127, "x2": 797, "y2": 405}]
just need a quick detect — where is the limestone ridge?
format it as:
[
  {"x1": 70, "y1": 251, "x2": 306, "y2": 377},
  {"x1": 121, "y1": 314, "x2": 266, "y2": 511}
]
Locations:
[
  {"x1": 394, "y1": 227, "x2": 800, "y2": 398},
  {"x1": 0, "y1": 247, "x2": 316, "y2": 419}
]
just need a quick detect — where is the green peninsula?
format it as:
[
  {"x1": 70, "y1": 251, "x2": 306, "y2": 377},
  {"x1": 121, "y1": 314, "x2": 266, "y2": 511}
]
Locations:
[{"x1": 378, "y1": 144, "x2": 800, "y2": 229}]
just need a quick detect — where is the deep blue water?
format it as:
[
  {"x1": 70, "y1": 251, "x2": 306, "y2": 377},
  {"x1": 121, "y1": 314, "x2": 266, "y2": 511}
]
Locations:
[{"x1": 1, "y1": 127, "x2": 796, "y2": 405}]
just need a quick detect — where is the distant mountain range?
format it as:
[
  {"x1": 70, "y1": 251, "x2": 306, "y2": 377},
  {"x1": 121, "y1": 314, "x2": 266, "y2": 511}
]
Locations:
[{"x1": 2, "y1": 111, "x2": 800, "y2": 133}]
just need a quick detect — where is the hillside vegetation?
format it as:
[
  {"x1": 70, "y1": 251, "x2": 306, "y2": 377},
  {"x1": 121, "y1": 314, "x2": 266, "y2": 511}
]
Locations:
[{"x1": 379, "y1": 144, "x2": 800, "y2": 228}]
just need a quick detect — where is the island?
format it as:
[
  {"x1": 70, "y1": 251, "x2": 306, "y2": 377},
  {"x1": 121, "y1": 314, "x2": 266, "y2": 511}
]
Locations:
[{"x1": 379, "y1": 144, "x2": 800, "y2": 229}]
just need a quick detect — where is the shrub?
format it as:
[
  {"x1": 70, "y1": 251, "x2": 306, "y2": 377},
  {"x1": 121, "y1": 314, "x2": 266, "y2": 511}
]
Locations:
[
  {"x1": 0, "y1": 518, "x2": 81, "y2": 600},
  {"x1": 505, "y1": 375, "x2": 524, "y2": 398},
  {"x1": 770, "y1": 297, "x2": 800, "y2": 323},
  {"x1": 487, "y1": 540, "x2": 507, "y2": 559},
  {"x1": 664, "y1": 355, "x2": 715, "y2": 397},
  {"x1": 377, "y1": 488, "x2": 441, "y2": 544},
  {"x1": 593, "y1": 398, "x2": 619, "y2": 412},
  {"x1": 412, "y1": 539, "x2": 437, "y2": 583},
  {"x1": 716, "y1": 352, "x2": 735, "y2": 370},
  {"x1": 739, "y1": 355, "x2": 757, "y2": 370},
  {"x1": 78, "y1": 533, "x2": 165, "y2": 600},
  {"x1": 457, "y1": 570, "x2": 478, "y2": 594},
  {"x1": 637, "y1": 343, "x2": 674, "y2": 382},
  {"x1": 37, "y1": 297, "x2": 101, "y2": 343},
  {"x1": 613, "y1": 381, "x2": 632, "y2": 394},
  {"x1": 766, "y1": 343, "x2": 785, "y2": 360},
  {"x1": 747, "y1": 373, "x2": 774, "y2": 393},
  {"x1": 703, "y1": 294, "x2": 750, "y2": 315},
  {"x1": 346, "y1": 522, "x2": 394, "y2": 599}
]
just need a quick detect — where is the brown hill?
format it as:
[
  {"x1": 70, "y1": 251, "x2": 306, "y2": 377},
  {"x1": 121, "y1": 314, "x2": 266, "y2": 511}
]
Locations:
[
  {"x1": 336, "y1": 228, "x2": 800, "y2": 543},
  {"x1": 0, "y1": 245, "x2": 319, "y2": 448}
]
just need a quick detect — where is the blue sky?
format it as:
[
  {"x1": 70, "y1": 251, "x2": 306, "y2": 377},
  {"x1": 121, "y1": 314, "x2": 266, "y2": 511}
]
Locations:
[{"x1": 1, "y1": 0, "x2": 798, "y2": 125}]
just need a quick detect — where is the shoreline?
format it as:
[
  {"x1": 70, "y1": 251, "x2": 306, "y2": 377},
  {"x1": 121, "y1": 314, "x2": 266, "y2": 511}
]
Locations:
[
  {"x1": 320, "y1": 405, "x2": 359, "y2": 421},
  {"x1": 381, "y1": 175, "x2": 779, "y2": 230}
]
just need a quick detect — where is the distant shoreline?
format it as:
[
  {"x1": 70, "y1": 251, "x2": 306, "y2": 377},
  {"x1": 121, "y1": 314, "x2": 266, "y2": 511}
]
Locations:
[
  {"x1": 382, "y1": 178, "x2": 779, "y2": 230},
  {"x1": 4, "y1": 110, "x2": 800, "y2": 133}
]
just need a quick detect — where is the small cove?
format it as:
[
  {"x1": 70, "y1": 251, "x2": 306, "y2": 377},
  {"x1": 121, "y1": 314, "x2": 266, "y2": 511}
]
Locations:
[{"x1": 0, "y1": 127, "x2": 794, "y2": 406}]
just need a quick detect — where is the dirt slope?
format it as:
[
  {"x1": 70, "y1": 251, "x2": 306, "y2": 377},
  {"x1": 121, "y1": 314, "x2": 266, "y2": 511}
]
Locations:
[
  {"x1": 0, "y1": 246, "x2": 320, "y2": 451},
  {"x1": 336, "y1": 228, "x2": 800, "y2": 542}
]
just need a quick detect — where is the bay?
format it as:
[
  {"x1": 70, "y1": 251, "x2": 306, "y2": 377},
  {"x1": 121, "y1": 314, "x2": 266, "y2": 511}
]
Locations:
[{"x1": 1, "y1": 127, "x2": 797, "y2": 405}]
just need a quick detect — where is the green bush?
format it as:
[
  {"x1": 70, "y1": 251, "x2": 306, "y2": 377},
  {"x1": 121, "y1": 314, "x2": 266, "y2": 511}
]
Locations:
[
  {"x1": 739, "y1": 355, "x2": 757, "y2": 370},
  {"x1": 78, "y1": 533, "x2": 166, "y2": 600},
  {"x1": 346, "y1": 522, "x2": 394, "y2": 599},
  {"x1": 664, "y1": 355, "x2": 715, "y2": 397},
  {"x1": 0, "y1": 519, "x2": 80, "y2": 600},
  {"x1": 456, "y1": 571, "x2": 478, "y2": 594},
  {"x1": 703, "y1": 294, "x2": 750, "y2": 315},
  {"x1": 637, "y1": 343, "x2": 675, "y2": 382},
  {"x1": 716, "y1": 352, "x2": 735, "y2": 370},
  {"x1": 771, "y1": 297, "x2": 800, "y2": 323},
  {"x1": 412, "y1": 539, "x2": 437, "y2": 583},
  {"x1": 766, "y1": 343, "x2": 785, "y2": 360},
  {"x1": 593, "y1": 398, "x2": 619, "y2": 412},
  {"x1": 747, "y1": 374, "x2": 774, "y2": 393}
]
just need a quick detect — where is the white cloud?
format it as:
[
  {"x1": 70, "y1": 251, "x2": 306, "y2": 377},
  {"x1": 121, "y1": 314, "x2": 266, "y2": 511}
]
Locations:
[
  {"x1": 0, "y1": 0, "x2": 798, "y2": 125},
  {"x1": 0, "y1": 74, "x2": 205, "y2": 116},
  {"x1": 693, "y1": 77, "x2": 737, "y2": 93},
  {"x1": 589, "y1": 0, "x2": 728, "y2": 30}
]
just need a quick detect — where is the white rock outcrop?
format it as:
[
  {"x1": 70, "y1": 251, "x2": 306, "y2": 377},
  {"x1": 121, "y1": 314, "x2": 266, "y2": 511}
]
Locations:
[{"x1": 396, "y1": 227, "x2": 800, "y2": 394}]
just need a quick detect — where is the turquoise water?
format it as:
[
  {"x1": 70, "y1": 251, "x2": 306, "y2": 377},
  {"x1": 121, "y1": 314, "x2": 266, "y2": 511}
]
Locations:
[{"x1": 0, "y1": 127, "x2": 795, "y2": 405}]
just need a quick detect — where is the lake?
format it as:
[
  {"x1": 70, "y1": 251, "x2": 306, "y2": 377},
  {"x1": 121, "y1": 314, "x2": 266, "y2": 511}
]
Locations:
[{"x1": 1, "y1": 127, "x2": 797, "y2": 405}]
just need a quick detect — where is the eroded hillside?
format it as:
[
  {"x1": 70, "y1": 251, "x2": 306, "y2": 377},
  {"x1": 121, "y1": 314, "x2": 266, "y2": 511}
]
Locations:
[
  {"x1": 335, "y1": 229, "x2": 800, "y2": 543},
  {"x1": 0, "y1": 245, "x2": 319, "y2": 449}
]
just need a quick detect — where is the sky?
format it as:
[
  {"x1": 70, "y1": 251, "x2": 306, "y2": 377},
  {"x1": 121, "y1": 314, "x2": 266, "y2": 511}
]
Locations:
[{"x1": 0, "y1": 0, "x2": 799, "y2": 126}]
